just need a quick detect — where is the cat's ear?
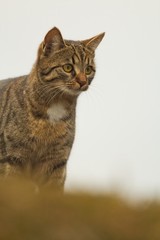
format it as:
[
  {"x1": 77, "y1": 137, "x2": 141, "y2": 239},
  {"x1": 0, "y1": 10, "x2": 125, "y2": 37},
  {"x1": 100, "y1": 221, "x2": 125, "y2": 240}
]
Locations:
[
  {"x1": 43, "y1": 27, "x2": 65, "y2": 55},
  {"x1": 82, "y1": 32, "x2": 105, "y2": 51}
]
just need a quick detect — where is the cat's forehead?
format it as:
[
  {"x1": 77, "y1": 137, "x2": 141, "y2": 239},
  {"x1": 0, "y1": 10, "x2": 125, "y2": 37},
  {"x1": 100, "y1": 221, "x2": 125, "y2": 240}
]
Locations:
[
  {"x1": 65, "y1": 40, "x2": 95, "y2": 62},
  {"x1": 40, "y1": 40, "x2": 95, "y2": 68}
]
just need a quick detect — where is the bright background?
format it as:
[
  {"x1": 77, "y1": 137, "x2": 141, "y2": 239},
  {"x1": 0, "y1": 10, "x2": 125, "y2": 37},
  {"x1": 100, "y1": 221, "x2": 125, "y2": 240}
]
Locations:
[{"x1": 0, "y1": 0, "x2": 160, "y2": 199}]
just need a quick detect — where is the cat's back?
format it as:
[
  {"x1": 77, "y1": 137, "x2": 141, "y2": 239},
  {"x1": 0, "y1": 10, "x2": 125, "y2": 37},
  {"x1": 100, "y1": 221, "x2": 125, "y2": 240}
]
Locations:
[
  {"x1": 0, "y1": 75, "x2": 27, "y2": 89},
  {"x1": 0, "y1": 78, "x2": 14, "y2": 92},
  {"x1": 0, "y1": 78, "x2": 16, "y2": 109},
  {"x1": 0, "y1": 76, "x2": 28, "y2": 101}
]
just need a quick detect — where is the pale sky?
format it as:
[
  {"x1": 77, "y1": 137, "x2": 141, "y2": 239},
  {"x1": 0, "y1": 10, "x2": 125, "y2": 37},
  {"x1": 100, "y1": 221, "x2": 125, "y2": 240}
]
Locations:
[{"x1": 0, "y1": 0, "x2": 160, "y2": 199}]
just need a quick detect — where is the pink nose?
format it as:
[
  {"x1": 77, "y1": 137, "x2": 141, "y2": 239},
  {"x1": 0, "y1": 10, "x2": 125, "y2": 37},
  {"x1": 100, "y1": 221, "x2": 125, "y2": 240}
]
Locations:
[{"x1": 76, "y1": 73, "x2": 87, "y2": 87}]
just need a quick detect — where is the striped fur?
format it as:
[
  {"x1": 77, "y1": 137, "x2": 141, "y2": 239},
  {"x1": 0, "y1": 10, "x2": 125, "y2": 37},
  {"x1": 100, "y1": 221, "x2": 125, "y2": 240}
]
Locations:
[{"x1": 0, "y1": 27, "x2": 104, "y2": 189}]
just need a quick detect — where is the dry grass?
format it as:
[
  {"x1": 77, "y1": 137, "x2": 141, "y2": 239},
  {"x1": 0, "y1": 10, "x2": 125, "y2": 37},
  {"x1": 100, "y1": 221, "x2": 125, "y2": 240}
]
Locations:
[{"x1": 0, "y1": 178, "x2": 160, "y2": 240}]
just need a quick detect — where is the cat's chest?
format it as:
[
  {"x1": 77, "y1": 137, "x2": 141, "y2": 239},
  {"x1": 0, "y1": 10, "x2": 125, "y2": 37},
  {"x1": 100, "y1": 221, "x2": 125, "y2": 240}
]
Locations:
[
  {"x1": 30, "y1": 102, "x2": 74, "y2": 144},
  {"x1": 47, "y1": 103, "x2": 67, "y2": 122}
]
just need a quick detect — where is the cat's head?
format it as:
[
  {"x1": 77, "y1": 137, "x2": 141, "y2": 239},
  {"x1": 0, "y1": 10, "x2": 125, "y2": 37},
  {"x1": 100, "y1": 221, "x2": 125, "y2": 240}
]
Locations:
[{"x1": 37, "y1": 27, "x2": 105, "y2": 99}]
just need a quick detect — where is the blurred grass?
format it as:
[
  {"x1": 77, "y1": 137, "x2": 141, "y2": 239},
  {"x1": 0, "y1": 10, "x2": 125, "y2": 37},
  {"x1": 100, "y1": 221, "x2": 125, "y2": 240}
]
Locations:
[{"x1": 0, "y1": 178, "x2": 160, "y2": 240}]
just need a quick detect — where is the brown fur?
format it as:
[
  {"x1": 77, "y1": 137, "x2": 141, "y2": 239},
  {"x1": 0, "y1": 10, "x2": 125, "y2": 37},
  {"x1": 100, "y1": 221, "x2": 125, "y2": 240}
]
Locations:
[{"x1": 0, "y1": 27, "x2": 105, "y2": 189}]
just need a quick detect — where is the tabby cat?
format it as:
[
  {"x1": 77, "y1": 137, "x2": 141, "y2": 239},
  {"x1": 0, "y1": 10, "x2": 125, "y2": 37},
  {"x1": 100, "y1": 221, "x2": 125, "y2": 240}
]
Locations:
[{"x1": 0, "y1": 27, "x2": 105, "y2": 189}]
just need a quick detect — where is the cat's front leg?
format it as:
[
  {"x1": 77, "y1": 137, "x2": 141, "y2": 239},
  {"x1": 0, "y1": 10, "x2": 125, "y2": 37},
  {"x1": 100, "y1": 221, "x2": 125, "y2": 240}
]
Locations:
[
  {"x1": 46, "y1": 165, "x2": 67, "y2": 189},
  {"x1": 33, "y1": 159, "x2": 67, "y2": 190},
  {"x1": 0, "y1": 160, "x2": 23, "y2": 178}
]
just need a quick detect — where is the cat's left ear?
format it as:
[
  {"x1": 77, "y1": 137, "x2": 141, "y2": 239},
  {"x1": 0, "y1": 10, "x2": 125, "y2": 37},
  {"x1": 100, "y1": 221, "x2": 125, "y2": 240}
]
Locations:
[
  {"x1": 82, "y1": 32, "x2": 105, "y2": 51},
  {"x1": 43, "y1": 27, "x2": 65, "y2": 56}
]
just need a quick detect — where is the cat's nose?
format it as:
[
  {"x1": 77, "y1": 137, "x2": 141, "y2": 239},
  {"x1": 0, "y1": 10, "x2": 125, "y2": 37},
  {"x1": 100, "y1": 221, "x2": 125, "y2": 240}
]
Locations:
[{"x1": 76, "y1": 73, "x2": 87, "y2": 88}]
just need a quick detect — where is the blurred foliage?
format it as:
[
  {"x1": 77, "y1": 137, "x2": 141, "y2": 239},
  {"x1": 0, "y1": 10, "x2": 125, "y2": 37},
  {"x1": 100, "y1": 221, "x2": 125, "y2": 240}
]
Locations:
[{"x1": 0, "y1": 177, "x2": 160, "y2": 240}]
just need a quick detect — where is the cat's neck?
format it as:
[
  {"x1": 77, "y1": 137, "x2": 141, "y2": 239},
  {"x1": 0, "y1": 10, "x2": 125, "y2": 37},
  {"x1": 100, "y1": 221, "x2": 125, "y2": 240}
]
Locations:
[{"x1": 25, "y1": 69, "x2": 77, "y2": 118}]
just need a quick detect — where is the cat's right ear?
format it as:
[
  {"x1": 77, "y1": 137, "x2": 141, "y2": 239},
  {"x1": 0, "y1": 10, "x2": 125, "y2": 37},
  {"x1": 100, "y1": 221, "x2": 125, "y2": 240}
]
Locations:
[
  {"x1": 82, "y1": 32, "x2": 105, "y2": 51},
  {"x1": 42, "y1": 27, "x2": 65, "y2": 56}
]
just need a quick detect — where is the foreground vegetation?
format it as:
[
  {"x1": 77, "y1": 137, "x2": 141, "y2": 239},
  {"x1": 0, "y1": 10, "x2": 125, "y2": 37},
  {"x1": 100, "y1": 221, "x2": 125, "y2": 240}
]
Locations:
[{"x1": 0, "y1": 178, "x2": 160, "y2": 240}]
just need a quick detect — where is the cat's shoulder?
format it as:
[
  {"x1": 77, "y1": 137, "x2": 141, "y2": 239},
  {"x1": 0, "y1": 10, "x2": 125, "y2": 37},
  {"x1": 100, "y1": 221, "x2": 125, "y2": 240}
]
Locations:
[
  {"x1": 0, "y1": 78, "x2": 14, "y2": 90},
  {"x1": 0, "y1": 75, "x2": 27, "y2": 92}
]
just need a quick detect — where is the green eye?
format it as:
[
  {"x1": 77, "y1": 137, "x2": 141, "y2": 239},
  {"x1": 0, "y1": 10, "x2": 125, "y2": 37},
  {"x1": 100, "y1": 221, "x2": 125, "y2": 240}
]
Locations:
[
  {"x1": 85, "y1": 66, "x2": 93, "y2": 75},
  {"x1": 63, "y1": 64, "x2": 73, "y2": 73}
]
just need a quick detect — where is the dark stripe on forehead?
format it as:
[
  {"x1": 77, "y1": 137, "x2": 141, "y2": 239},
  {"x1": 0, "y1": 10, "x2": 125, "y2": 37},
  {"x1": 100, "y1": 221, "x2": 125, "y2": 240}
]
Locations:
[
  {"x1": 71, "y1": 44, "x2": 86, "y2": 63},
  {"x1": 77, "y1": 45, "x2": 86, "y2": 62},
  {"x1": 71, "y1": 44, "x2": 81, "y2": 62},
  {"x1": 72, "y1": 56, "x2": 75, "y2": 64},
  {"x1": 87, "y1": 57, "x2": 90, "y2": 65}
]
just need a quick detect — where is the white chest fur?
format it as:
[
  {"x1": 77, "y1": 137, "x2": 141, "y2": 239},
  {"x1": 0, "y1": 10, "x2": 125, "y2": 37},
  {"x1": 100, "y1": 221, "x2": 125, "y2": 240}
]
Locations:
[{"x1": 47, "y1": 103, "x2": 67, "y2": 122}]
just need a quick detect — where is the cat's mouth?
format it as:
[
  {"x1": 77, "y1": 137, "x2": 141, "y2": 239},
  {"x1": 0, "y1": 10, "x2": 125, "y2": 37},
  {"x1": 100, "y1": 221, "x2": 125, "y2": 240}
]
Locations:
[{"x1": 67, "y1": 81, "x2": 89, "y2": 94}]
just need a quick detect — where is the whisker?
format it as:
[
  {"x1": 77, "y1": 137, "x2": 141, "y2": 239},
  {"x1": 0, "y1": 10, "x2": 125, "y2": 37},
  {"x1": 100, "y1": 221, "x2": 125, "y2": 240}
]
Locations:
[
  {"x1": 33, "y1": 83, "x2": 68, "y2": 101},
  {"x1": 46, "y1": 89, "x2": 60, "y2": 106},
  {"x1": 46, "y1": 88, "x2": 64, "y2": 106}
]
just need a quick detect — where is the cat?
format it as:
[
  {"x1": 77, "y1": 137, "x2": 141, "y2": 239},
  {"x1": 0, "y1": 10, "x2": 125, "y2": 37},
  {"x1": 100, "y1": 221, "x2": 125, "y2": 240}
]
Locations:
[{"x1": 0, "y1": 27, "x2": 105, "y2": 189}]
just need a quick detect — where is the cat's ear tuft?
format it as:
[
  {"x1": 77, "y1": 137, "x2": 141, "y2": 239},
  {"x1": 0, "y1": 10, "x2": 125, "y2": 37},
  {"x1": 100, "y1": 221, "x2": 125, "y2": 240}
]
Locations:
[
  {"x1": 43, "y1": 27, "x2": 65, "y2": 55},
  {"x1": 82, "y1": 32, "x2": 105, "y2": 51}
]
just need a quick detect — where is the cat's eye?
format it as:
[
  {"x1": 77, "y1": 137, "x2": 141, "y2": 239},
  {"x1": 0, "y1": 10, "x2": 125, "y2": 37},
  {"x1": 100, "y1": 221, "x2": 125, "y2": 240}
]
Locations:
[
  {"x1": 63, "y1": 64, "x2": 73, "y2": 73},
  {"x1": 85, "y1": 66, "x2": 93, "y2": 75}
]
